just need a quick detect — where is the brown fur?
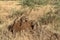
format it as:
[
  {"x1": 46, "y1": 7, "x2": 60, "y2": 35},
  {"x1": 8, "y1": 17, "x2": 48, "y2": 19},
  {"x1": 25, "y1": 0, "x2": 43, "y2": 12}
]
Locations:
[
  {"x1": 8, "y1": 17, "x2": 35, "y2": 34},
  {"x1": 13, "y1": 20, "x2": 32, "y2": 32}
]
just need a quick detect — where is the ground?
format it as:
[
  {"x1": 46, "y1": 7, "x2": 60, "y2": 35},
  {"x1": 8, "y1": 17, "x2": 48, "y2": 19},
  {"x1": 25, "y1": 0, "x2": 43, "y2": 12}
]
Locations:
[{"x1": 0, "y1": 1, "x2": 60, "y2": 40}]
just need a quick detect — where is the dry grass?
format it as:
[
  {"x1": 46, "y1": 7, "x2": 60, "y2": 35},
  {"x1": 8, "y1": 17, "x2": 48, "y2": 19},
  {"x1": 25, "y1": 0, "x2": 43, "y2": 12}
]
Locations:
[{"x1": 0, "y1": 1, "x2": 60, "y2": 40}]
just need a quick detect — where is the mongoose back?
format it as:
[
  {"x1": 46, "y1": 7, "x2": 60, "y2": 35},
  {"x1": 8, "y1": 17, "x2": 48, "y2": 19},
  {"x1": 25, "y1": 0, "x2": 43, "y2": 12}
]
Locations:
[{"x1": 8, "y1": 17, "x2": 35, "y2": 34}]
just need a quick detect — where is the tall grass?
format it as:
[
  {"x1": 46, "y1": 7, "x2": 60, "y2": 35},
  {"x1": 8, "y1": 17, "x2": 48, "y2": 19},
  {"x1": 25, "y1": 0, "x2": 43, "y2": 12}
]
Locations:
[
  {"x1": 38, "y1": 8, "x2": 60, "y2": 32},
  {"x1": 20, "y1": 0, "x2": 49, "y2": 7},
  {"x1": 20, "y1": 0, "x2": 60, "y2": 6}
]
